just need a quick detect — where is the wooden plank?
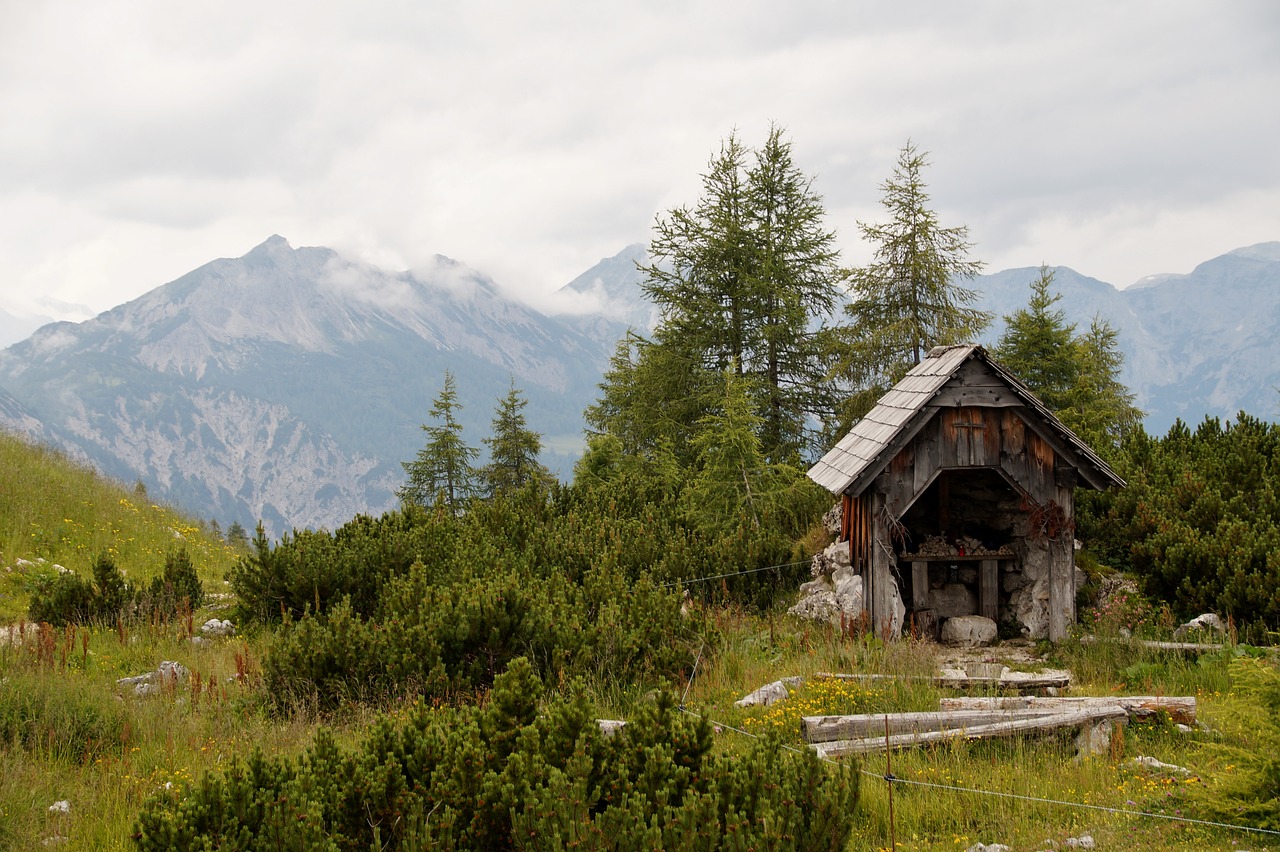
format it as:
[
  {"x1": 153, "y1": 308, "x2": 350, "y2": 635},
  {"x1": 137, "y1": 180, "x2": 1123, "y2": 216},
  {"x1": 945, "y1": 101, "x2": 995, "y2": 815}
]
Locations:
[
  {"x1": 935, "y1": 670, "x2": 1071, "y2": 690},
  {"x1": 912, "y1": 561, "x2": 929, "y2": 610},
  {"x1": 813, "y1": 707, "x2": 1129, "y2": 757},
  {"x1": 929, "y1": 386, "x2": 1021, "y2": 407},
  {"x1": 813, "y1": 670, "x2": 1071, "y2": 690},
  {"x1": 803, "y1": 709, "x2": 1056, "y2": 743},
  {"x1": 980, "y1": 558, "x2": 998, "y2": 621},
  {"x1": 941, "y1": 696, "x2": 1197, "y2": 726},
  {"x1": 869, "y1": 490, "x2": 892, "y2": 635},
  {"x1": 1048, "y1": 536, "x2": 1070, "y2": 642}
]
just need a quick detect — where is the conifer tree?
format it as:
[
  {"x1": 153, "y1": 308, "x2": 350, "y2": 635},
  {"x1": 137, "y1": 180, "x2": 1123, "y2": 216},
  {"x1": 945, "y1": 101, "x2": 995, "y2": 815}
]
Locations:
[
  {"x1": 1061, "y1": 316, "x2": 1143, "y2": 449},
  {"x1": 633, "y1": 125, "x2": 843, "y2": 462},
  {"x1": 225, "y1": 521, "x2": 249, "y2": 550},
  {"x1": 480, "y1": 381, "x2": 548, "y2": 497},
  {"x1": 684, "y1": 368, "x2": 816, "y2": 536},
  {"x1": 994, "y1": 265, "x2": 1078, "y2": 411},
  {"x1": 398, "y1": 370, "x2": 478, "y2": 513},
  {"x1": 833, "y1": 140, "x2": 990, "y2": 426}
]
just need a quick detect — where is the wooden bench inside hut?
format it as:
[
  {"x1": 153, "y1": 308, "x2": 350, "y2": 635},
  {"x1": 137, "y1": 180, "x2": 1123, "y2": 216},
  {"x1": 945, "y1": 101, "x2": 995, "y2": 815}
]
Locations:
[{"x1": 809, "y1": 344, "x2": 1125, "y2": 641}]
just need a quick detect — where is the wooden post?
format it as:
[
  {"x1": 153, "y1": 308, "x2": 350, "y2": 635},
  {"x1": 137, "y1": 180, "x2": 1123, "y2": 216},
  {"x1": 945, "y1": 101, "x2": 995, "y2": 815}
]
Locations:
[
  {"x1": 1048, "y1": 485, "x2": 1076, "y2": 642},
  {"x1": 869, "y1": 491, "x2": 893, "y2": 635},
  {"x1": 911, "y1": 561, "x2": 929, "y2": 610},
  {"x1": 979, "y1": 559, "x2": 998, "y2": 621}
]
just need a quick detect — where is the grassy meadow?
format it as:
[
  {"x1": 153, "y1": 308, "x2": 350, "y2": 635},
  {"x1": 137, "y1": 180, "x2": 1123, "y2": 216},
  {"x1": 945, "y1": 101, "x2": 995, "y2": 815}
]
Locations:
[{"x1": 1, "y1": 429, "x2": 1278, "y2": 849}]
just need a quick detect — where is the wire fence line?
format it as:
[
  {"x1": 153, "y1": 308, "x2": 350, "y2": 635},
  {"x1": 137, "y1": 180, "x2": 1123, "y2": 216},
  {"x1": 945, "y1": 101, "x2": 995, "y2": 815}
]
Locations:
[
  {"x1": 657, "y1": 559, "x2": 813, "y2": 590},
  {"x1": 664, "y1": 560, "x2": 1280, "y2": 840},
  {"x1": 676, "y1": 706, "x2": 1280, "y2": 840}
]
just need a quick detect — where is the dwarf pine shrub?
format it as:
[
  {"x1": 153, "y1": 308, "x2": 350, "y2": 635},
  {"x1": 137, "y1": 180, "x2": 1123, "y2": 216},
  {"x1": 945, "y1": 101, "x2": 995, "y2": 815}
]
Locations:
[
  {"x1": 28, "y1": 550, "x2": 204, "y2": 627},
  {"x1": 134, "y1": 658, "x2": 858, "y2": 850}
]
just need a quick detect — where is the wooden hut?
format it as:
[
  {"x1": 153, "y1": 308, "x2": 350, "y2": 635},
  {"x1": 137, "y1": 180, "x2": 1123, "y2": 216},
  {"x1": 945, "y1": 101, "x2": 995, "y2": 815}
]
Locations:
[{"x1": 808, "y1": 344, "x2": 1125, "y2": 641}]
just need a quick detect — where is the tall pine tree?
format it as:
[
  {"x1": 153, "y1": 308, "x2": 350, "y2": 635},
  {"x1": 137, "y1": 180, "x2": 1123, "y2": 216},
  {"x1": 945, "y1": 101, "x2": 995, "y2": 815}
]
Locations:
[
  {"x1": 994, "y1": 265, "x2": 1078, "y2": 411},
  {"x1": 629, "y1": 125, "x2": 843, "y2": 463},
  {"x1": 480, "y1": 381, "x2": 548, "y2": 497},
  {"x1": 398, "y1": 370, "x2": 478, "y2": 513},
  {"x1": 833, "y1": 140, "x2": 990, "y2": 427}
]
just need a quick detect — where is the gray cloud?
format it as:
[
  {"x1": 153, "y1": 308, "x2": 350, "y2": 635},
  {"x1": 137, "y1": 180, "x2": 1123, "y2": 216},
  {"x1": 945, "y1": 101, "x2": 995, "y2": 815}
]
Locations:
[{"x1": 1, "y1": 0, "x2": 1277, "y2": 316}]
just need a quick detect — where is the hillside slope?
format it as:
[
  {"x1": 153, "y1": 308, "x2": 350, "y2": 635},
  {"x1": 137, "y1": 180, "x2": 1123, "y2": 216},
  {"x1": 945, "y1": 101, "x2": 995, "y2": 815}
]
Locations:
[{"x1": 0, "y1": 429, "x2": 238, "y2": 619}]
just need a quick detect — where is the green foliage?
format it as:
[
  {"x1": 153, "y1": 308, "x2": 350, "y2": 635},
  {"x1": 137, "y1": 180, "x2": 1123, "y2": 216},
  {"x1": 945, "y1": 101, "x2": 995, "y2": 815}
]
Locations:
[
  {"x1": 1061, "y1": 316, "x2": 1143, "y2": 451},
  {"x1": 994, "y1": 264, "x2": 1078, "y2": 410},
  {"x1": 1192, "y1": 655, "x2": 1280, "y2": 829},
  {"x1": 0, "y1": 670, "x2": 128, "y2": 763},
  {"x1": 993, "y1": 266, "x2": 1141, "y2": 453},
  {"x1": 134, "y1": 659, "x2": 859, "y2": 850},
  {"x1": 1081, "y1": 414, "x2": 1280, "y2": 628},
  {"x1": 397, "y1": 370, "x2": 479, "y2": 514},
  {"x1": 28, "y1": 550, "x2": 203, "y2": 626},
  {"x1": 262, "y1": 558, "x2": 699, "y2": 712},
  {"x1": 585, "y1": 333, "x2": 719, "y2": 465},
  {"x1": 481, "y1": 381, "x2": 550, "y2": 497},
  {"x1": 832, "y1": 140, "x2": 990, "y2": 427},
  {"x1": 685, "y1": 369, "x2": 828, "y2": 542},
  {"x1": 142, "y1": 548, "x2": 205, "y2": 615},
  {"x1": 632, "y1": 125, "x2": 843, "y2": 463},
  {"x1": 0, "y1": 429, "x2": 238, "y2": 620},
  {"x1": 225, "y1": 520, "x2": 250, "y2": 550}
]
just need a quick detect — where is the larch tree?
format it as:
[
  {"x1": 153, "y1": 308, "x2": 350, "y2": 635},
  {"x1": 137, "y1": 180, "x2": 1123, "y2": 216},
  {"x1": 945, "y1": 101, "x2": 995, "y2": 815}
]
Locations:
[
  {"x1": 994, "y1": 265, "x2": 1079, "y2": 411},
  {"x1": 1062, "y1": 316, "x2": 1143, "y2": 451},
  {"x1": 993, "y1": 267, "x2": 1142, "y2": 453},
  {"x1": 480, "y1": 381, "x2": 549, "y2": 497},
  {"x1": 398, "y1": 370, "x2": 478, "y2": 514},
  {"x1": 630, "y1": 125, "x2": 843, "y2": 463},
  {"x1": 833, "y1": 140, "x2": 990, "y2": 427}
]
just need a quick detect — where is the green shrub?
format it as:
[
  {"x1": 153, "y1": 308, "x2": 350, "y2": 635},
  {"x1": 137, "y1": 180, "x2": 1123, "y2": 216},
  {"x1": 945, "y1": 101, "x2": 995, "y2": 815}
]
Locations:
[
  {"x1": 134, "y1": 658, "x2": 859, "y2": 850},
  {"x1": 28, "y1": 550, "x2": 204, "y2": 627},
  {"x1": 263, "y1": 562, "x2": 701, "y2": 712}
]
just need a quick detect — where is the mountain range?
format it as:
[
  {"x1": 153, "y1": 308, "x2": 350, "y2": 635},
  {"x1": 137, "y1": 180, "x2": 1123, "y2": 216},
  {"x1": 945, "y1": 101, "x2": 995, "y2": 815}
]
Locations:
[{"x1": 1, "y1": 236, "x2": 1277, "y2": 536}]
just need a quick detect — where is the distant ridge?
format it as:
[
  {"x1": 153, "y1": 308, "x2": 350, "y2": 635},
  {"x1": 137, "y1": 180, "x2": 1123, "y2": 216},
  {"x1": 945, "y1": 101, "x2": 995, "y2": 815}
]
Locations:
[
  {"x1": 0, "y1": 237, "x2": 627, "y2": 535},
  {"x1": 0, "y1": 237, "x2": 1276, "y2": 534}
]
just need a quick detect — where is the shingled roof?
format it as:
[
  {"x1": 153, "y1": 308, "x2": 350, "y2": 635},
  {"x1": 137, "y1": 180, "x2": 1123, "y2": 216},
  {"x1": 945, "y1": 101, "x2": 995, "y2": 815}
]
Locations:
[{"x1": 808, "y1": 344, "x2": 1125, "y2": 496}]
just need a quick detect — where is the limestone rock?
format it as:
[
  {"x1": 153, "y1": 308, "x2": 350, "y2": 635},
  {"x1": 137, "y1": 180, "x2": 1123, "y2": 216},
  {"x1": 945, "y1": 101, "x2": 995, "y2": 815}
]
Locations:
[
  {"x1": 940, "y1": 615, "x2": 998, "y2": 647},
  {"x1": 1012, "y1": 571, "x2": 1051, "y2": 639},
  {"x1": 809, "y1": 538, "x2": 852, "y2": 579},
  {"x1": 790, "y1": 565, "x2": 863, "y2": 625},
  {"x1": 117, "y1": 660, "x2": 189, "y2": 697},
  {"x1": 1075, "y1": 717, "x2": 1124, "y2": 757},
  {"x1": 822, "y1": 502, "x2": 843, "y2": 537},
  {"x1": 928, "y1": 583, "x2": 977, "y2": 618},
  {"x1": 1174, "y1": 613, "x2": 1226, "y2": 639},
  {"x1": 597, "y1": 720, "x2": 627, "y2": 738},
  {"x1": 200, "y1": 618, "x2": 236, "y2": 638},
  {"x1": 734, "y1": 676, "x2": 803, "y2": 708}
]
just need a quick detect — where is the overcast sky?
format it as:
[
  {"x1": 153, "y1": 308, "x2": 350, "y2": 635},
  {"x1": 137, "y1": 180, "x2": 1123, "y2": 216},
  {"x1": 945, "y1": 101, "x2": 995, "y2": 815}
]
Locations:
[{"x1": 2, "y1": 0, "x2": 1277, "y2": 320}]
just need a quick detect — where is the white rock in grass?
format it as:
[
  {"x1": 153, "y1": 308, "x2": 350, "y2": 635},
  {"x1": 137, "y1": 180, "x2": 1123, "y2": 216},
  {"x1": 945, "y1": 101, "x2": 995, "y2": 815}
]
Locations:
[
  {"x1": 200, "y1": 618, "x2": 235, "y2": 637},
  {"x1": 1132, "y1": 755, "x2": 1192, "y2": 776},
  {"x1": 734, "y1": 677, "x2": 802, "y2": 708},
  {"x1": 1174, "y1": 613, "x2": 1226, "y2": 638}
]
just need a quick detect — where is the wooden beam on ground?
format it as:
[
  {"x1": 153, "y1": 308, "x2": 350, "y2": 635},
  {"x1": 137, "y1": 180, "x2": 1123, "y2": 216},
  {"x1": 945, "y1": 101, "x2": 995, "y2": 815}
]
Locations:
[
  {"x1": 1079, "y1": 636, "x2": 1223, "y2": 653},
  {"x1": 940, "y1": 695, "x2": 1196, "y2": 726},
  {"x1": 934, "y1": 668, "x2": 1072, "y2": 691},
  {"x1": 812, "y1": 669, "x2": 1073, "y2": 691},
  {"x1": 803, "y1": 709, "x2": 1062, "y2": 744},
  {"x1": 812, "y1": 706, "x2": 1129, "y2": 758}
]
